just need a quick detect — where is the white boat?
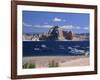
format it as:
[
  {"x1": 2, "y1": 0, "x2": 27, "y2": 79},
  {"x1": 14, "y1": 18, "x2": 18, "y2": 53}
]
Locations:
[
  {"x1": 41, "y1": 44, "x2": 47, "y2": 48},
  {"x1": 34, "y1": 48, "x2": 40, "y2": 50},
  {"x1": 68, "y1": 47, "x2": 85, "y2": 54}
]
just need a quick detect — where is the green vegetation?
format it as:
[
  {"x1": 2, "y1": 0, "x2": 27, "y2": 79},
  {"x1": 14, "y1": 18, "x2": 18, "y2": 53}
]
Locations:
[
  {"x1": 23, "y1": 63, "x2": 36, "y2": 68},
  {"x1": 48, "y1": 60, "x2": 59, "y2": 67}
]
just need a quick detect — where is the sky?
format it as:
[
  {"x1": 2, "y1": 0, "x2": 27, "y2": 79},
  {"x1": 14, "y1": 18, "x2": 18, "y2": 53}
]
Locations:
[{"x1": 22, "y1": 11, "x2": 90, "y2": 34}]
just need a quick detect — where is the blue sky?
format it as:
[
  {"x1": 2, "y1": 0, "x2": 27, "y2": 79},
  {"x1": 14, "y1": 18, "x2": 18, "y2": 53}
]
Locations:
[{"x1": 23, "y1": 11, "x2": 90, "y2": 34}]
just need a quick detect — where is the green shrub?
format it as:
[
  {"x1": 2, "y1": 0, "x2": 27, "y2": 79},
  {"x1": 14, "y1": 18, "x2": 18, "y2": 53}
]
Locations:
[{"x1": 23, "y1": 63, "x2": 36, "y2": 68}]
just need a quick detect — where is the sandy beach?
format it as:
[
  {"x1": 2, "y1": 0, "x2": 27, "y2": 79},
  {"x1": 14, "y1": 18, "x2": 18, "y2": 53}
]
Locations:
[{"x1": 22, "y1": 56, "x2": 89, "y2": 68}]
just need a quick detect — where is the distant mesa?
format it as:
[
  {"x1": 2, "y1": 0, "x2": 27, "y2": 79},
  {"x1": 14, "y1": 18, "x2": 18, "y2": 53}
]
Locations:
[{"x1": 23, "y1": 25, "x2": 89, "y2": 41}]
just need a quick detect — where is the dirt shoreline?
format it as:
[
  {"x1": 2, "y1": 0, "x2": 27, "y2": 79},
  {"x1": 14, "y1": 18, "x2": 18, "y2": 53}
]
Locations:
[{"x1": 22, "y1": 56, "x2": 89, "y2": 68}]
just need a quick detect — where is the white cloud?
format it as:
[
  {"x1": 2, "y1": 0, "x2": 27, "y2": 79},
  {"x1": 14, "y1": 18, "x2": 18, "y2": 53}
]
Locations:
[
  {"x1": 76, "y1": 26, "x2": 80, "y2": 29},
  {"x1": 61, "y1": 25, "x2": 74, "y2": 29},
  {"x1": 33, "y1": 25, "x2": 40, "y2": 28},
  {"x1": 53, "y1": 17, "x2": 66, "y2": 22},
  {"x1": 23, "y1": 22, "x2": 32, "y2": 27},
  {"x1": 33, "y1": 25, "x2": 52, "y2": 28},
  {"x1": 83, "y1": 27, "x2": 88, "y2": 30},
  {"x1": 23, "y1": 22, "x2": 52, "y2": 28},
  {"x1": 53, "y1": 17, "x2": 62, "y2": 22},
  {"x1": 23, "y1": 22, "x2": 86, "y2": 31},
  {"x1": 61, "y1": 25, "x2": 81, "y2": 30}
]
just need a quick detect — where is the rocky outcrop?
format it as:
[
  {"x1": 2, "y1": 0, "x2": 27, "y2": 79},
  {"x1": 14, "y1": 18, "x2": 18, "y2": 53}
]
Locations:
[
  {"x1": 47, "y1": 26, "x2": 73, "y2": 40},
  {"x1": 47, "y1": 26, "x2": 59, "y2": 40},
  {"x1": 23, "y1": 25, "x2": 89, "y2": 41}
]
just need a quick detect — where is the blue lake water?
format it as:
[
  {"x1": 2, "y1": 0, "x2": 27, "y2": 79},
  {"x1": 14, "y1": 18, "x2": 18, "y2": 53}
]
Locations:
[{"x1": 23, "y1": 41, "x2": 89, "y2": 56}]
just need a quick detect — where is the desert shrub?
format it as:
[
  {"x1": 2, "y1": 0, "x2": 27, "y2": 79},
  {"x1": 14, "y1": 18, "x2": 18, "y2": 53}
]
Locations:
[
  {"x1": 48, "y1": 60, "x2": 59, "y2": 67},
  {"x1": 23, "y1": 63, "x2": 36, "y2": 68}
]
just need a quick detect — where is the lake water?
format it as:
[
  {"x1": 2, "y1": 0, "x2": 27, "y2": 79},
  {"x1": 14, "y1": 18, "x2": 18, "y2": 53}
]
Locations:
[{"x1": 23, "y1": 41, "x2": 89, "y2": 56}]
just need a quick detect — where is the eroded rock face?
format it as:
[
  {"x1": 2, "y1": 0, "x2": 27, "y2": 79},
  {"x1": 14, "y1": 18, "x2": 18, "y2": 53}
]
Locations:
[
  {"x1": 47, "y1": 26, "x2": 59, "y2": 40},
  {"x1": 23, "y1": 25, "x2": 73, "y2": 41},
  {"x1": 47, "y1": 26, "x2": 73, "y2": 41}
]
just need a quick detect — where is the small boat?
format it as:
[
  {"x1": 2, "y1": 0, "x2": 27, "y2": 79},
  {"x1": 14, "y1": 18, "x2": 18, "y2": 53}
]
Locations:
[
  {"x1": 33, "y1": 48, "x2": 40, "y2": 51},
  {"x1": 41, "y1": 44, "x2": 47, "y2": 48},
  {"x1": 68, "y1": 47, "x2": 85, "y2": 55},
  {"x1": 84, "y1": 51, "x2": 89, "y2": 56}
]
